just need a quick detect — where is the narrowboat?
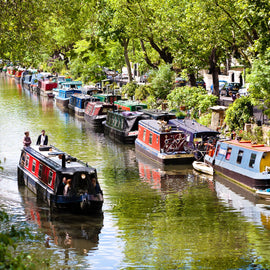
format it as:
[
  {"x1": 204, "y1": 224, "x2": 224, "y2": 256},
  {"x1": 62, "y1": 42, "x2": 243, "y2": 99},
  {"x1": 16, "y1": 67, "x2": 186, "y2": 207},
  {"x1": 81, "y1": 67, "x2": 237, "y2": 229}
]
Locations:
[
  {"x1": 55, "y1": 81, "x2": 83, "y2": 108},
  {"x1": 172, "y1": 119, "x2": 219, "y2": 160},
  {"x1": 205, "y1": 140, "x2": 270, "y2": 190},
  {"x1": 84, "y1": 101, "x2": 115, "y2": 128},
  {"x1": 114, "y1": 100, "x2": 147, "y2": 111},
  {"x1": 93, "y1": 93, "x2": 122, "y2": 104},
  {"x1": 14, "y1": 68, "x2": 25, "y2": 82},
  {"x1": 38, "y1": 79, "x2": 57, "y2": 97},
  {"x1": 68, "y1": 93, "x2": 91, "y2": 117},
  {"x1": 104, "y1": 110, "x2": 150, "y2": 144},
  {"x1": 22, "y1": 73, "x2": 33, "y2": 90},
  {"x1": 17, "y1": 145, "x2": 103, "y2": 214},
  {"x1": 135, "y1": 119, "x2": 195, "y2": 164}
]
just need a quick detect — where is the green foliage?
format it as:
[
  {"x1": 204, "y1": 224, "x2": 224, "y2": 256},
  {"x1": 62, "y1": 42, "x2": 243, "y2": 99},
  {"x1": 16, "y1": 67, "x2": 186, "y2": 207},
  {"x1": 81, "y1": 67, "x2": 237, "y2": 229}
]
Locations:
[
  {"x1": 148, "y1": 65, "x2": 175, "y2": 99},
  {"x1": 135, "y1": 84, "x2": 153, "y2": 101},
  {"x1": 0, "y1": 210, "x2": 49, "y2": 269},
  {"x1": 121, "y1": 82, "x2": 138, "y2": 98},
  {"x1": 167, "y1": 86, "x2": 218, "y2": 119},
  {"x1": 247, "y1": 50, "x2": 270, "y2": 116},
  {"x1": 225, "y1": 96, "x2": 253, "y2": 131}
]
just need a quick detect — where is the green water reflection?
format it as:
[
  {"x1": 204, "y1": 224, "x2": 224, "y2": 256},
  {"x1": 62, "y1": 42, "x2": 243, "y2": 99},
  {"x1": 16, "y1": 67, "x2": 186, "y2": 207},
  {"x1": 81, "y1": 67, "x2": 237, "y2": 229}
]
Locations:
[{"x1": 1, "y1": 75, "x2": 270, "y2": 269}]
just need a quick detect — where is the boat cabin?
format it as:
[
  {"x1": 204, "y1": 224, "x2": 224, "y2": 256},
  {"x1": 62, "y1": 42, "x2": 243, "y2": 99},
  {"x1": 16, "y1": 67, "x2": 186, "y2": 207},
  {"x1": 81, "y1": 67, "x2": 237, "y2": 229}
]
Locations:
[
  {"x1": 93, "y1": 93, "x2": 122, "y2": 104},
  {"x1": 135, "y1": 119, "x2": 195, "y2": 164},
  {"x1": 205, "y1": 140, "x2": 270, "y2": 189},
  {"x1": 114, "y1": 100, "x2": 147, "y2": 111}
]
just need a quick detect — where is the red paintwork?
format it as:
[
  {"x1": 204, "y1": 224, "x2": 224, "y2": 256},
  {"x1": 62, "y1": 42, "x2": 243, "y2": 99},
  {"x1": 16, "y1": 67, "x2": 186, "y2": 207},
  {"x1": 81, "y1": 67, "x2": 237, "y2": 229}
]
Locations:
[
  {"x1": 15, "y1": 70, "x2": 24, "y2": 78},
  {"x1": 25, "y1": 153, "x2": 56, "y2": 190},
  {"x1": 116, "y1": 105, "x2": 131, "y2": 111},
  {"x1": 137, "y1": 125, "x2": 186, "y2": 153},
  {"x1": 38, "y1": 80, "x2": 58, "y2": 91}
]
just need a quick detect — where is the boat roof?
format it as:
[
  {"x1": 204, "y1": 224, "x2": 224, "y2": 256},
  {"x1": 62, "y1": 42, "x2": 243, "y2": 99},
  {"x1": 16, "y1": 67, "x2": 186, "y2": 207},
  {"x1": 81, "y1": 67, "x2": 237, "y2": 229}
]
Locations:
[
  {"x1": 219, "y1": 140, "x2": 270, "y2": 152},
  {"x1": 62, "y1": 81, "x2": 82, "y2": 86},
  {"x1": 114, "y1": 100, "x2": 147, "y2": 107},
  {"x1": 24, "y1": 146, "x2": 96, "y2": 174},
  {"x1": 139, "y1": 119, "x2": 181, "y2": 133},
  {"x1": 140, "y1": 109, "x2": 176, "y2": 120},
  {"x1": 168, "y1": 119, "x2": 219, "y2": 135}
]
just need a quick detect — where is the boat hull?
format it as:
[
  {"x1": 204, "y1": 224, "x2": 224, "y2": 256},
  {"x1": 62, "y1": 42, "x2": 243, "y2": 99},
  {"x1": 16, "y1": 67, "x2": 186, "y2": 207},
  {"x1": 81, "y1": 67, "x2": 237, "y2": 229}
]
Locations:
[
  {"x1": 206, "y1": 160, "x2": 270, "y2": 190},
  {"x1": 135, "y1": 139, "x2": 194, "y2": 165},
  {"x1": 84, "y1": 114, "x2": 106, "y2": 128},
  {"x1": 104, "y1": 123, "x2": 137, "y2": 144},
  {"x1": 55, "y1": 97, "x2": 70, "y2": 108},
  {"x1": 17, "y1": 165, "x2": 103, "y2": 214}
]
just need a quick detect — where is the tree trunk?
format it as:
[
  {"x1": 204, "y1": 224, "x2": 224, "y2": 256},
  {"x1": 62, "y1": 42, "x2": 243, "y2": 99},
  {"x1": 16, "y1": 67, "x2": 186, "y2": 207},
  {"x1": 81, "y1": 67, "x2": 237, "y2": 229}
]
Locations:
[
  {"x1": 122, "y1": 38, "x2": 133, "y2": 82},
  {"x1": 188, "y1": 73, "x2": 196, "y2": 87},
  {"x1": 209, "y1": 47, "x2": 220, "y2": 98}
]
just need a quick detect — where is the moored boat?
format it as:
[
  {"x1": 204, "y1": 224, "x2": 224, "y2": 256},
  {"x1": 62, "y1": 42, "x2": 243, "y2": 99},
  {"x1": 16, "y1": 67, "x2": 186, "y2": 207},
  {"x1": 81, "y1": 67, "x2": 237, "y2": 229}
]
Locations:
[
  {"x1": 114, "y1": 100, "x2": 147, "y2": 111},
  {"x1": 55, "y1": 81, "x2": 83, "y2": 108},
  {"x1": 256, "y1": 189, "x2": 270, "y2": 200},
  {"x1": 38, "y1": 79, "x2": 57, "y2": 97},
  {"x1": 68, "y1": 93, "x2": 91, "y2": 117},
  {"x1": 84, "y1": 101, "x2": 115, "y2": 128},
  {"x1": 104, "y1": 110, "x2": 150, "y2": 144},
  {"x1": 17, "y1": 145, "x2": 103, "y2": 214},
  {"x1": 135, "y1": 119, "x2": 195, "y2": 164},
  {"x1": 192, "y1": 161, "x2": 214, "y2": 175},
  {"x1": 205, "y1": 140, "x2": 270, "y2": 190},
  {"x1": 93, "y1": 93, "x2": 122, "y2": 104}
]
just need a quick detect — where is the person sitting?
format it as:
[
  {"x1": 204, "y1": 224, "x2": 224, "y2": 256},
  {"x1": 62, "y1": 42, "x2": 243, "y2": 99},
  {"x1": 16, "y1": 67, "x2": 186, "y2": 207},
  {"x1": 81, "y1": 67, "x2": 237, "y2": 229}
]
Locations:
[
  {"x1": 57, "y1": 177, "x2": 67, "y2": 195},
  {"x1": 23, "y1": 131, "x2": 32, "y2": 147},
  {"x1": 36, "y1": 129, "x2": 48, "y2": 145},
  {"x1": 90, "y1": 177, "x2": 102, "y2": 194},
  {"x1": 63, "y1": 179, "x2": 72, "y2": 196}
]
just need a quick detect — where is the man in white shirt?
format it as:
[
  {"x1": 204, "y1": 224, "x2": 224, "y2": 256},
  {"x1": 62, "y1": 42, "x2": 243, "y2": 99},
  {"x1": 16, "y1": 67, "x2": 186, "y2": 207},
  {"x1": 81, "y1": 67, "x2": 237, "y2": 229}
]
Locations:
[{"x1": 36, "y1": 129, "x2": 48, "y2": 145}]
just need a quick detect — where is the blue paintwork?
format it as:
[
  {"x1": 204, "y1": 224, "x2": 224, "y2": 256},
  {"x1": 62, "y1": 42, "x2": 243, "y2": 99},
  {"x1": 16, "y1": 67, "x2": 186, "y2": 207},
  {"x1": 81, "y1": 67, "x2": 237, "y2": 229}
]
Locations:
[{"x1": 205, "y1": 140, "x2": 270, "y2": 181}]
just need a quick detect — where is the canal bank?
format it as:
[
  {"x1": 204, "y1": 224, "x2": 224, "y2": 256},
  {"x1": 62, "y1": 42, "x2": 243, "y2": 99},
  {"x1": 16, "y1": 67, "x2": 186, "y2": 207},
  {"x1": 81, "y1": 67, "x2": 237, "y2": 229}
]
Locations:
[{"x1": 1, "y1": 74, "x2": 270, "y2": 269}]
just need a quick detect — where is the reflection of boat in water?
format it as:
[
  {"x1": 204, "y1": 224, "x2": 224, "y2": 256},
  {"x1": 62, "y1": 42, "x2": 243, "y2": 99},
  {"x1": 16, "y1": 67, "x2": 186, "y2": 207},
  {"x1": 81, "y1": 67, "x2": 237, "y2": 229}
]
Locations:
[
  {"x1": 19, "y1": 186, "x2": 103, "y2": 253},
  {"x1": 136, "y1": 151, "x2": 214, "y2": 195},
  {"x1": 214, "y1": 174, "x2": 270, "y2": 230}
]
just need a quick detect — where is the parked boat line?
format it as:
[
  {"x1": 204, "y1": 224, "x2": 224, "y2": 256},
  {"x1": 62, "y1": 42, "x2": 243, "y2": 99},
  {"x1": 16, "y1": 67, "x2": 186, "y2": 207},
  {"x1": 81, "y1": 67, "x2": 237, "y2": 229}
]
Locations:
[{"x1": 4, "y1": 69, "x2": 270, "y2": 195}]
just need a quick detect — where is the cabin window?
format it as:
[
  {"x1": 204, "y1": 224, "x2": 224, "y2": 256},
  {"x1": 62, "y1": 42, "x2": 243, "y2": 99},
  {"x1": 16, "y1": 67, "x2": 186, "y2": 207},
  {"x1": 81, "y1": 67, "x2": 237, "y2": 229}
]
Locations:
[
  {"x1": 225, "y1": 148, "x2": 232, "y2": 160},
  {"x1": 249, "y1": 153, "x2": 256, "y2": 168},
  {"x1": 156, "y1": 135, "x2": 159, "y2": 144},
  {"x1": 216, "y1": 145, "x2": 220, "y2": 156},
  {"x1": 48, "y1": 171, "x2": 53, "y2": 185},
  {"x1": 32, "y1": 160, "x2": 36, "y2": 173},
  {"x1": 38, "y1": 164, "x2": 43, "y2": 178},
  {"x1": 143, "y1": 130, "x2": 146, "y2": 141},
  {"x1": 237, "y1": 150, "x2": 244, "y2": 164},
  {"x1": 25, "y1": 155, "x2": 30, "y2": 168},
  {"x1": 149, "y1": 133, "x2": 153, "y2": 145}
]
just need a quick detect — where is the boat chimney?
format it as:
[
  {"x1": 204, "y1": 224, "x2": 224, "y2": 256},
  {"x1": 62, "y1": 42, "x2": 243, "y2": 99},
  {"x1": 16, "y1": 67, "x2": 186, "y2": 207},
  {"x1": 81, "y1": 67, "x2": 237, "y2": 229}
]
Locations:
[{"x1": 62, "y1": 154, "x2": 66, "y2": 168}]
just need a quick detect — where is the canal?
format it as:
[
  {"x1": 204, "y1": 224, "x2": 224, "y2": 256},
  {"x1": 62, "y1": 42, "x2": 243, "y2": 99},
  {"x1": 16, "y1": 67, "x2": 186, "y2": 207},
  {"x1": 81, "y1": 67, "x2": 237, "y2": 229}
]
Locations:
[{"x1": 1, "y1": 74, "x2": 270, "y2": 269}]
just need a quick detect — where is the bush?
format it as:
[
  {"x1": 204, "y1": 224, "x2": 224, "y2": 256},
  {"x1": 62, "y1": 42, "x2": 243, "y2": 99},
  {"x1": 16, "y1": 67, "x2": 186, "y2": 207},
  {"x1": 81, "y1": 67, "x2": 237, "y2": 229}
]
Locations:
[{"x1": 225, "y1": 96, "x2": 253, "y2": 131}]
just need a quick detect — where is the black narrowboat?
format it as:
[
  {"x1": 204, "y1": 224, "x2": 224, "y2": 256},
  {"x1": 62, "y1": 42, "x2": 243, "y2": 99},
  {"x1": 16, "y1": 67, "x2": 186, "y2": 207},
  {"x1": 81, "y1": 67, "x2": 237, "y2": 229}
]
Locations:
[{"x1": 17, "y1": 145, "x2": 103, "y2": 214}]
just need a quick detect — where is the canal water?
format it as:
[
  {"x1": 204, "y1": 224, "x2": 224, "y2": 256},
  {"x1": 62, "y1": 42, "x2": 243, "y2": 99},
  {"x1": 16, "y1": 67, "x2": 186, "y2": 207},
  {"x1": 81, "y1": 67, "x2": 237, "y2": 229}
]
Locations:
[{"x1": 1, "y1": 75, "x2": 270, "y2": 269}]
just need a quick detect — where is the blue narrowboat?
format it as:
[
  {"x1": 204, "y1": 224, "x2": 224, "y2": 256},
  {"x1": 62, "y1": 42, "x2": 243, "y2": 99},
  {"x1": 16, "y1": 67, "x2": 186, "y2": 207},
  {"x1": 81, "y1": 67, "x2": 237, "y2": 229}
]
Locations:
[
  {"x1": 205, "y1": 140, "x2": 270, "y2": 190},
  {"x1": 55, "y1": 81, "x2": 83, "y2": 108},
  {"x1": 68, "y1": 93, "x2": 91, "y2": 117},
  {"x1": 17, "y1": 145, "x2": 103, "y2": 214}
]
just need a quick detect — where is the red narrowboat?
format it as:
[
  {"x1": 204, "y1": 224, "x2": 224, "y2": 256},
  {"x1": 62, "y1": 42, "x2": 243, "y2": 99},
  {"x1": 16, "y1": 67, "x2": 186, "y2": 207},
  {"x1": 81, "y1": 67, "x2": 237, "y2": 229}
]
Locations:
[
  {"x1": 17, "y1": 145, "x2": 103, "y2": 214},
  {"x1": 38, "y1": 79, "x2": 57, "y2": 98},
  {"x1": 84, "y1": 101, "x2": 115, "y2": 128},
  {"x1": 135, "y1": 119, "x2": 195, "y2": 164}
]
